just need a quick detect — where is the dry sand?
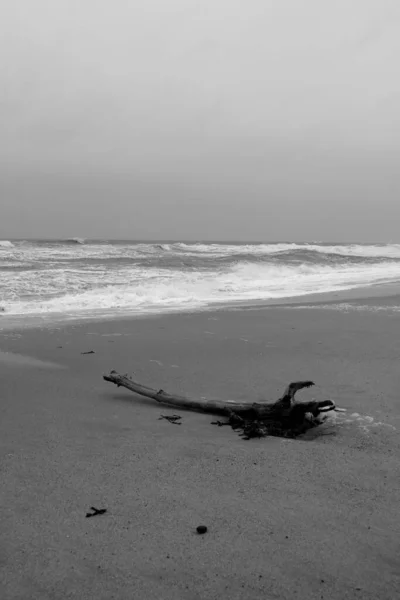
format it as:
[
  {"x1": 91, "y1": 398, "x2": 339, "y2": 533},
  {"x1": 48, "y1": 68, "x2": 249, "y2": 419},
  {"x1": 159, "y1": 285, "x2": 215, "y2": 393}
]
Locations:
[{"x1": 1, "y1": 304, "x2": 400, "y2": 599}]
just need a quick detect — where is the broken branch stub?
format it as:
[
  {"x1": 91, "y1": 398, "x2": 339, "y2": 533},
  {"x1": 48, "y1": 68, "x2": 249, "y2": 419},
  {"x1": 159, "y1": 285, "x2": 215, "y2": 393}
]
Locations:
[{"x1": 103, "y1": 370, "x2": 336, "y2": 439}]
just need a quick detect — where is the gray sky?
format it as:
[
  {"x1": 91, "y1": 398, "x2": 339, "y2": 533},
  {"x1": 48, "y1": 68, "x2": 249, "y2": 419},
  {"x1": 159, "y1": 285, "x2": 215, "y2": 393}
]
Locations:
[{"x1": 1, "y1": 0, "x2": 400, "y2": 241}]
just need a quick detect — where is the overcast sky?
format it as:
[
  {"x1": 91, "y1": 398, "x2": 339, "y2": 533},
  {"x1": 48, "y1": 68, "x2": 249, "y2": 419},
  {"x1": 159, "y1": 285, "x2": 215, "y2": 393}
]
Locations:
[{"x1": 1, "y1": 0, "x2": 400, "y2": 241}]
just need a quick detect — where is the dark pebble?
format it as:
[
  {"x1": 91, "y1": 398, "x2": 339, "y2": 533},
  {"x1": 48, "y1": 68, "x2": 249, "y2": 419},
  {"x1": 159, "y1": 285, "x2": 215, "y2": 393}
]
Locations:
[{"x1": 196, "y1": 525, "x2": 208, "y2": 534}]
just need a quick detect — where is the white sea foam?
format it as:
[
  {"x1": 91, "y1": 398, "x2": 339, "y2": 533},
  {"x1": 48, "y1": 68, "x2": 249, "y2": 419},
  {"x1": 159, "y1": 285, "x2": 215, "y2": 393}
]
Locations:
[
  {"x1": 328, "y1": 410, "x2": 396, "y2": 433},
  {"x1": 2, "y1": 258, "x2": 400, "y2": 317},
  {"x1": 2, "y1": 241, "x2": 400, "y2": 321},
  {"x1": 3, "y1": 240, "x2": 400, "y2": 262},
  {"x1": 294, "y1": 303, "x2": 400, "y2": 313}
]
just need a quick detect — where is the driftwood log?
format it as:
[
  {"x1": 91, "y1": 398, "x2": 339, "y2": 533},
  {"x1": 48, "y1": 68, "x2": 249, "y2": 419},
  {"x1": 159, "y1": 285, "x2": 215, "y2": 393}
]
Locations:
[{"x1": 103, "y1": 370, "x2": 337, "y2": 439}]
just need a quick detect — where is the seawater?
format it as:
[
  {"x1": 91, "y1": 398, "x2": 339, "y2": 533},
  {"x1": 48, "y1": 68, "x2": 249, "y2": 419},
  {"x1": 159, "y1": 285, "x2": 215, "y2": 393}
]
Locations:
[{"x1": 1, "y1": 239, "x2": 400, "y2": 323}]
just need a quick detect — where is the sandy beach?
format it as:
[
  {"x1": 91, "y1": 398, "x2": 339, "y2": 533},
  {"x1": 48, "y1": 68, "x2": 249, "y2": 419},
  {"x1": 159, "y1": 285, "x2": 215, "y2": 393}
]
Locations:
[
  {"x1": 1, "y1": 303, "x2": 400, "y2": 599},
  {"x1": 4, "y1": 0, "x2": 400, "y2": 596}
]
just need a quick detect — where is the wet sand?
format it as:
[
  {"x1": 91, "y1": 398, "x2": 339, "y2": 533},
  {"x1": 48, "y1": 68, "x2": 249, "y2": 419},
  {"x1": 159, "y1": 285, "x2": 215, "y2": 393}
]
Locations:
[{"x1": 1, "y1": 305, "x2": 400, "y2": 599}]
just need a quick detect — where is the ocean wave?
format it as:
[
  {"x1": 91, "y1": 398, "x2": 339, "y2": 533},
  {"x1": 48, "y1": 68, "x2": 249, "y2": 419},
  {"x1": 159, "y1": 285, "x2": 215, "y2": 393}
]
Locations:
[
  {"x1": 64, "y1": 237, "x2": 86, "y2": 245},
  {"x1": 0, "y1": 240, "x2": 14, "y2": 248},
  {"x1": 8, "y1": 240, "x2": 400, "y2": 264},
  {"x1": 18, "y1": 238, "x2": 87, "y2": 246},
  {"x1": 2, "y1": 259, "x2": 400, "y2": 317},
  {"x1": 3, "y1": 240, "x2": 400, "y2": 321},
  {"x1": 172, "y1": 242, "x2": 400, "y2": 259},
  {"x1": 302, "y1": 243, "x2": 400, "y2": 259},
  {"x1": 0, "y1": 262, "x2": 34, "y2": 270},
  {"x1": 12, "y1": 239, "x2": 400, "y2": 257}
]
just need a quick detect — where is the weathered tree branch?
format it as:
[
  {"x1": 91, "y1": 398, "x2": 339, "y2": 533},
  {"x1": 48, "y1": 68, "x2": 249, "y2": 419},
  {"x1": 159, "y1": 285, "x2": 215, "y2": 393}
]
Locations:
[{"x1": 103, "y1": 370, "x2": 336, "y2": 438}]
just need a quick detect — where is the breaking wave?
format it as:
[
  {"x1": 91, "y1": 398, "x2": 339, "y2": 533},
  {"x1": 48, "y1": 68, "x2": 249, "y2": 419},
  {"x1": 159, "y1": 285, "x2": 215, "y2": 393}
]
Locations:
[
  {"x1": 2, "y1": 259, "x2": 400, "y2": 318},
  {"x1": 172, "y1": 242, "x2": 400, "y2": 259},
  {"x1": 1, "y1": 240, "x2": 400, "y2": 321}
]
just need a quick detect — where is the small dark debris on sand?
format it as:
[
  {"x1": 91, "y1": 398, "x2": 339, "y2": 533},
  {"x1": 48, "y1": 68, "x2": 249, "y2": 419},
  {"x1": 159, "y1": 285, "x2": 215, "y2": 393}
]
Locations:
[
  {"x1": 196, "y1": 525, "x2": 208, "y2": 534},
  {"x1": 159, "y1": 414, "x2": 182, "y2": 425},
  {"x1": 81, "y1": 350, "x2": 95, "y2": 355},
  {"x1": 86, "y1": 507, "x2": 107, "y2": 518}
]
